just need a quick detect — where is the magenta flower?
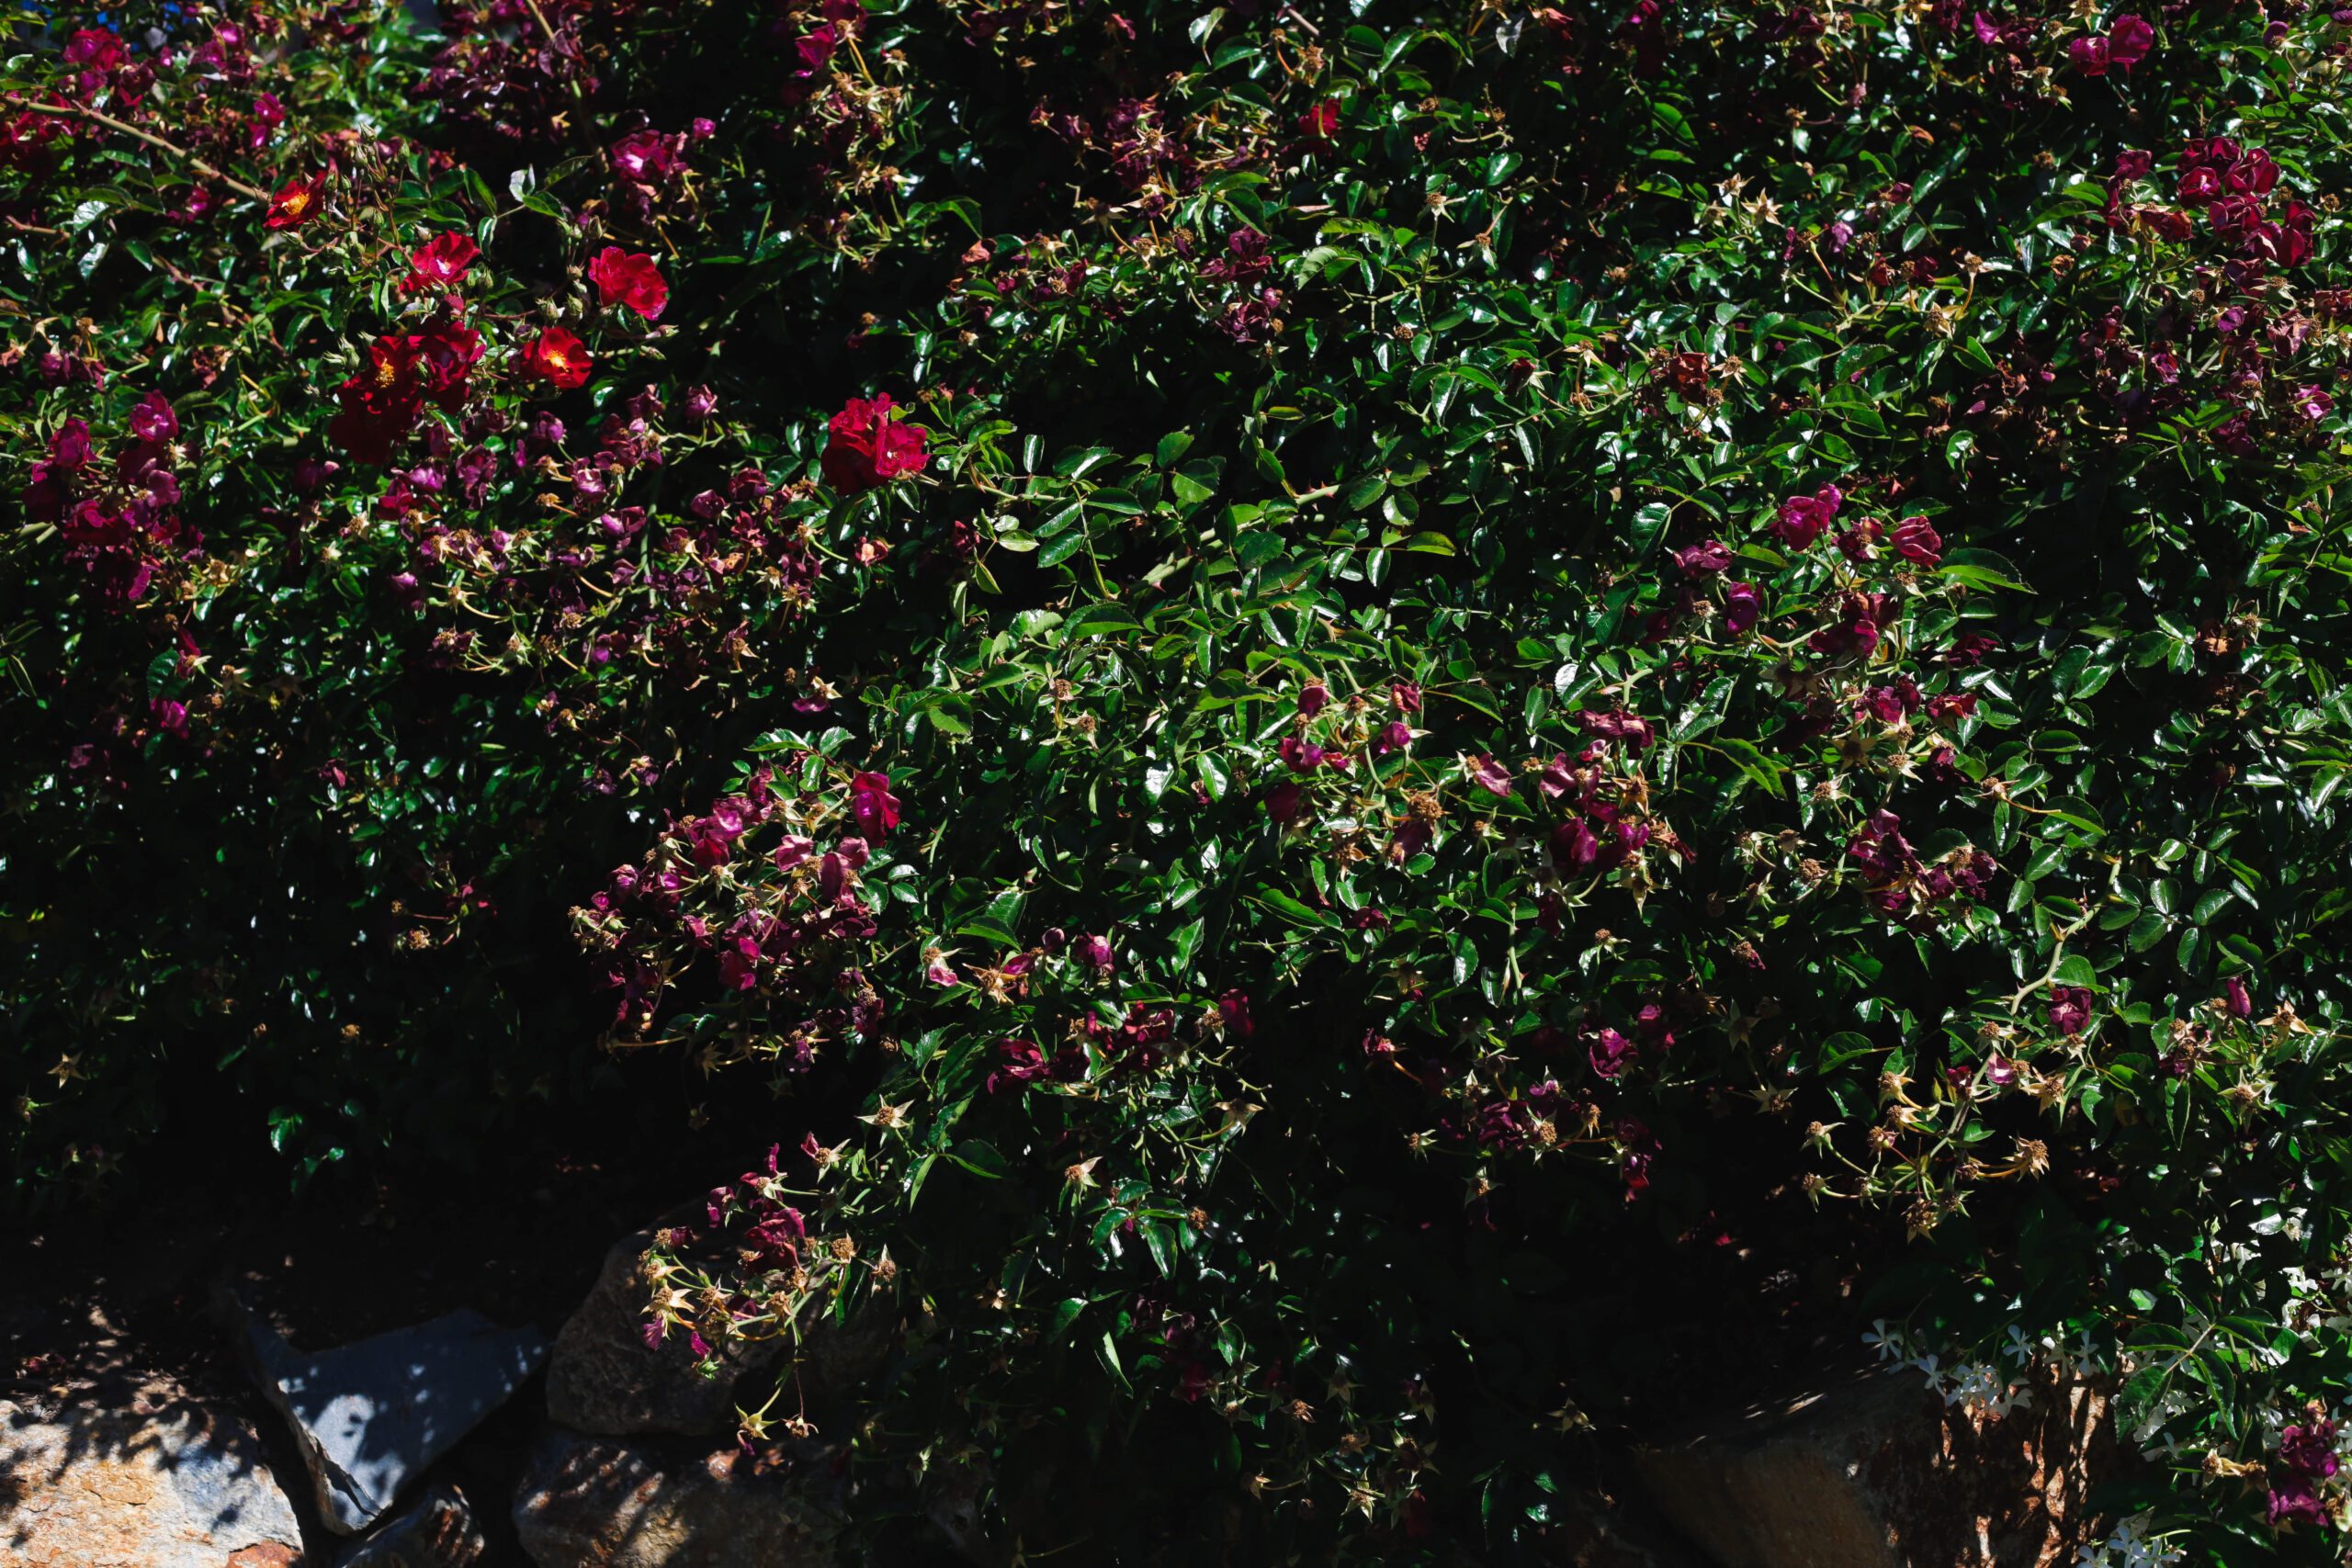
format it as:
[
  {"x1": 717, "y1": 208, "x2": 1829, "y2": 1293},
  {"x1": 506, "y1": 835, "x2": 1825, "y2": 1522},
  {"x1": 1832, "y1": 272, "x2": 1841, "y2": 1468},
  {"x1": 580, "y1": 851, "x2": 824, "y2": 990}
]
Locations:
[
  {"x1": 2108, "y1": 13, "x2": 2154, "y2": 68},
  {"x1": 2280, "y1": 1419, "x2": 2340, "y2": 1479},
  {"x1": 1945, "y1": 633, "x2": 2000, "y2": 666},
  {"x1": 2047, "y1": 986, "x2": 2094, "y2": 1036},
  {"x1": 50, "y1": 419, "x2": 93, "y2": 470},
  {"x1": 2222, "y1": 977, "x2": 2252, "y2": 1019},
  {"x1": 1723, "y1": 581, "x2": 1760, "y2": 636},
  {"x1": 1808, "y1": 616, "x2": 1880, "y2": 660},
  {"x1": 1890, "y1": 515, "x2": 1942, "y2": 564},
  {"x1": 849, "y1": 771, "x2": 900, "y2": 840},
  {"x1": 1588, "y1": 1027, "x2": 1635, "y2": 1079},
  {"x1": 1770, "y1": 484, "x2": 1843, "y2": 549},
  {"x1": 1218, "y1": 990, "x2": 1254, "y2": 1036},
  {"x1": 1266, "y1": 780, "x2": 1306, "y2": 824},
  {"x1": 1297, "y1": 680, "x2": 1331, "y2": 717},
  {"x1": 1577, "y1": 709, "x2": 1656, "y2": 750},
  {"x1": 1464, "y1": 753, "x2": 1515, "y2": 797},
  {"x1": 128, "y1": 392, "x2": 179, "y2": 444},
  {"x1": 2267, "y1": 1474, "x2": 2326, "y2": 1527},
  {"x1": 1279, "y1": 736, "x2": 1328, "y2": 773},
  {"x1": 1552, "y1": 818, "x2": 1600, "y2": 873},
  {"x1": 1076, "y1": 933, "x2": 1115, "y2": 977},
  {"x1": 1673, "y1": 539, "x2": 1731, "y2": 577}
]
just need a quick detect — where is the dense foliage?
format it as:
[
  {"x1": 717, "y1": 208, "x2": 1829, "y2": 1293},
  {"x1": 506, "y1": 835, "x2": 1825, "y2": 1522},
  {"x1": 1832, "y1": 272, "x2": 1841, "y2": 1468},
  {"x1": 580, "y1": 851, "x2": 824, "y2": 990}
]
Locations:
[{"x1": 10, "y1": 0, "x2": 2352, "y2": 1556}]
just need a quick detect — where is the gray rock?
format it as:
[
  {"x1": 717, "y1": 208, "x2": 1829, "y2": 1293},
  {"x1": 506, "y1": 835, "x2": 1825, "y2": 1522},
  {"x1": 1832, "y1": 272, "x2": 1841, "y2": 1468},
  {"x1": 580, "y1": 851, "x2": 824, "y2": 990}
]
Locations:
[
  {"x1": 228, "y1": 1296, "x2": 548, "y2": 1536},
  {"x1": 339, "y1": 1483, "x2": 485, "y2": 1568},
  {"x1": 0, "y1": 1394, "x2": 305, "y2": 1567},
  {"x1": 1633, "y1": 1358, "x2": 2124, "y2": 1568},
  {"x1": 546, "y1": 1211, "x2": 893, "y2": 1439},
  {"x1": 511, "y1": 1426, "x2": 841, "y2": 1568}
]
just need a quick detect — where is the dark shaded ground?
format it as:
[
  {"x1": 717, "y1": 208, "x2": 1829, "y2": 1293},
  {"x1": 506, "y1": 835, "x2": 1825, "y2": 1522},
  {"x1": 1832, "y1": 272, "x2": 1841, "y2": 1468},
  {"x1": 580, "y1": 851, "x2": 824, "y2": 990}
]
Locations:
[
  {"x1": 0, "y1": 1033, "x2": 1912, "y2": 1568},
  {"x1": 0, "y1": 1128, "x2": 730, "y2": 1564}
]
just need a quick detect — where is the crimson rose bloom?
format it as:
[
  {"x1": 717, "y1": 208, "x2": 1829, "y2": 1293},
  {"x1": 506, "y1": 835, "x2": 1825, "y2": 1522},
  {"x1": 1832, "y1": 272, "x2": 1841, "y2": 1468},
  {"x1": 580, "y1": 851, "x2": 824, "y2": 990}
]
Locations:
[
  {"x1": 401, "y1": 231, "x2": 480, "y2": 292},
  {"x1": 1672, "y1": 539, "x2": 1731, "y2": 577},
  {"x1": 1889, "y1": 515, "x2": 1942, "y2": 564},
  {"x1": 1722, "y1": 581, "x2": 1760, "y2": 635},
  {"x1": 1577, "y1": 708, "x2": 1656, "y2": 750},
  {"x1": 821, "y1": 395, "x2": 930, "y2": 492},
  {"x1": 63, "y1": 28, "x2": 125, "y2": 68},
  {"x1": 128, "y1": 393, "x2": 177, "y2": 444},
  {"x1": 588, "y1": 247, "x2": 669, "y2": 318},
  {"x1": 1770, "y1": 484, "x2": 1843, "y2": 548},
  {"x1": 2222, "y1": 977, "x2": 2253, "y2": 1019},
  {"x1": 328, "y1": 336, "x2": 424, "y2": 466},
  {"x1": 522, "y1": 327, "x2": 593, "y2": 389},
  {"x1": 850, "y1": 771, "x2": 901, "y2": 840},
  {"x1": 410, "y1": 321, "x2": 482, "y2": 413},
  {"x1": 2047, "y1": 986, "x2": 2094, "y2": 1037},
  {"x1": 265, "y1": 172, "x2": 326, "y2": 230}
]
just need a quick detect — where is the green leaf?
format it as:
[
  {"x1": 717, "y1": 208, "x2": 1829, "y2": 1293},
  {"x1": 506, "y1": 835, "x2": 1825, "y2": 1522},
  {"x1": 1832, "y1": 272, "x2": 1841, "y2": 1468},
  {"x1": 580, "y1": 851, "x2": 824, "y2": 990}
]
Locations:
[
  {"x1": 1064, "y1": 604, "x2": 1143, "y2": 638},
  {"x1": 1940, "y1": 548, "x2": 2034, "y2": 593},
  {"x1": 1713, "y1": 738, "x2": 1787, "y2": 795}
]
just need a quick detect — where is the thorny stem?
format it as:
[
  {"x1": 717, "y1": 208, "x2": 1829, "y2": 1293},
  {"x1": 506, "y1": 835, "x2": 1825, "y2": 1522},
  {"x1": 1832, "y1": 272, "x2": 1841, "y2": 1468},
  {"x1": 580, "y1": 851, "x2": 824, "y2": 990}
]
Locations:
[{"x1": 35, "y1": 100, "x2": 271, "y2": 201}]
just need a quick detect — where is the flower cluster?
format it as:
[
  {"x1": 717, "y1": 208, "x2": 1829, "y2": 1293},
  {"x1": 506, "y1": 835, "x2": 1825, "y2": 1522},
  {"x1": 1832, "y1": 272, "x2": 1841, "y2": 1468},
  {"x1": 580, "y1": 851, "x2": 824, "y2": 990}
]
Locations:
[{"x1": 23, "y1": 397, "x2": 198, "y2": 610}]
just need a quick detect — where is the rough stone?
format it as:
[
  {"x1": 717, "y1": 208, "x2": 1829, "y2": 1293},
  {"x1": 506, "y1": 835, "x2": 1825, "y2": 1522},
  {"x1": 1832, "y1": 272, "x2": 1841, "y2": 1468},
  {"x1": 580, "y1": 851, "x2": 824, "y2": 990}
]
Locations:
[
  {"x1": 511, "y1": 1426, "x2": 841, "y2": 1568},
  {"x1": 339, "y1": 1483, "x2": 485, "y2": 1568},
  {"x1": 1535, "y1": 1490, "x2": 1707, "y2": 1568},
  {"x1": 226, "y1": 1295, "x2": 548, "y2": 1536},
  {"x1": 1633, "y1": 1359, "x2": 2123, "y2": 1568},
  {"x1": 546, "y1": 1213, "x2": 891, "y2": 1438},
  {"x1": 0, "y1": 1395, "x2": 305, "y2": 1567}
]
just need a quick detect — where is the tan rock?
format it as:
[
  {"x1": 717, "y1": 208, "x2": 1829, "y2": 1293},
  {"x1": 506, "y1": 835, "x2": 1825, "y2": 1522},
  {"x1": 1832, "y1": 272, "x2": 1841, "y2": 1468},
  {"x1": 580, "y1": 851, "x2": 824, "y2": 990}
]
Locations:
[
  {"x1": 546, "y1": 1211, "x2": 893, "y2": 1438},
  {"x1": 1633, "y1": 1360, "x2": 2122, "y2": 1568},
  {"x1": 0, "y1": 1397, "x2": 305, "y2": 1568},
  {"x1": 544, "y1": 1213, "x2": 787, "y2": 1438},
  {"x1": 511, "y1": 1426, "x2": 841, "y2": 1568}
]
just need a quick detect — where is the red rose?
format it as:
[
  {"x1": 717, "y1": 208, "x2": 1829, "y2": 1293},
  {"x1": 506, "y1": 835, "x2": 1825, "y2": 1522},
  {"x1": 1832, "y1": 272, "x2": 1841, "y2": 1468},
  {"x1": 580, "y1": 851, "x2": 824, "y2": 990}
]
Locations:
[
  {"x1": 521, "y1": 328, "x2": 593, "y2": 389},
  {"x1": 265, "y1": 172, "x2": 326, "y2": 231},
  {"x1": 1889, "y1": 514, "x2": 1942, "y2": 564},
  {"x1": 820, "y1": 394, "x2": 929, "y2": 492},
  {"x1": 401, "y1": 231, "x2": 480, "y2": 292},
  {"x1": 588, "y1": 247, "x2": 669, "y2": 318},
  {"x1": 328, "y1": 338, "x2": 425, "y2": 466},
  {"x1": 410, "y1": 321, "x2": 482, "y2": 413}
]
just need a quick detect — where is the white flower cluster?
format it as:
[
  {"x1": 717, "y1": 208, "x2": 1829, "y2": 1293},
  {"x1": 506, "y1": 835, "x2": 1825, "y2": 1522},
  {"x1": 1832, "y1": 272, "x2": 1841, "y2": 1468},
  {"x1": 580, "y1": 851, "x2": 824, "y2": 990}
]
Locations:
[
  {"x1": 1863, "y1": 1319, "x2": 2038, "y2": 1417},
  {"x1": 2075, "y1": 1513, "x2": 2181, "y2": 1568}
]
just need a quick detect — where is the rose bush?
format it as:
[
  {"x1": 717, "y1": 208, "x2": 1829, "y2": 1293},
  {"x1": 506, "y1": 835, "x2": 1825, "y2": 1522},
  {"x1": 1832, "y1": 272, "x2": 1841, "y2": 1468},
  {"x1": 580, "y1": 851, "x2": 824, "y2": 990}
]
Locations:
[{"x1": 7, "y1": 0, "x2": 2352, "y2": 1559}]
